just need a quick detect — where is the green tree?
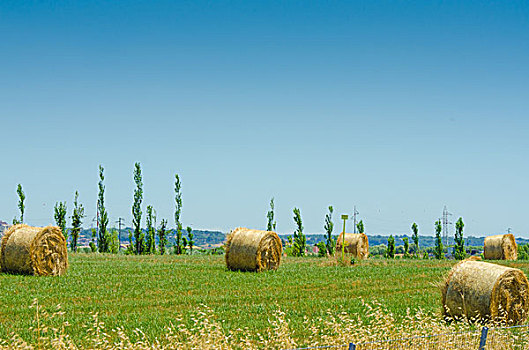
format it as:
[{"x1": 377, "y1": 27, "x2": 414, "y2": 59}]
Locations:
[
  {"x1": 146, "y1": 205, "x2": 156, "y2": 254},
  {"x1": 126, "y1": 229, "x2": 134, "y2": 254},
  {"x1": 267, "y1": 197, "x2": 277, "y2": 231},
  {"x1": 13, "y1": 184, "x2": 25, "y2": 225},
  {"x1": 186, "y1": 226, "x2": 194, "y2": 254},
  {"x1": 403, "y1": 237, "x2": 410, "y2": 258},
  {"x1": 316, "y1": 241, "x2": 327, "y2": 257},
  {"x1": 109, "y1": 228, "x2": 119, "y2": 254},
  {"x1": 324, "y1": 206, "x2": 335, "y2": 256},
  {"x1": 454, "y1": 217, "x2": 466, "y2": 260},
  {"x1": 434, "y1": 220, "x2": 444, "y2": 259},
  {"x1": 97, "y1": 165, "x2": 110, "y2": 253},
  {"x1": 356, "y1": 220, "x2": 365, "y2": 234},
  {"x1": 411, "y1": 222, "x2": 419, "y2": 256},
  {"x1": 386, "y1": 235, "x2": 395, "y2": 258},
  {"x1": 70, "y1": 191, "x2": 85, "y2": 252},
  {"x1": 518, "y1": 243, "x2": 529, "y2": 260},
  {"x1": 132, "y1": 162, "x2": 144, "y2": 254},
  {"x1": 292, "y1": 208, "x2": 306, "y2": 257},
  {"x1": 174, "y1": 174, "x2": 184, "y2": 254},
  {"x1": 158, "y1": 220, "x2": 168, "y2": 255},
  {"x1": 89, "y1": 228, "x2": 97, "y2": 252},
  {"x1": 54, "y1": 201, "x2": 67, "y2": 241}
]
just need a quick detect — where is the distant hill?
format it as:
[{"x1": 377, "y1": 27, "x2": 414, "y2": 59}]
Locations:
[
  {"x1": 1, "y1": 221, "x2": 527, "y2": 249},
  {"x1": 76, "y1": 227, "x2": 226, "y2": 248},
  {"x1": 0, "y1": 220, "x2": 8, "y2": 234}
]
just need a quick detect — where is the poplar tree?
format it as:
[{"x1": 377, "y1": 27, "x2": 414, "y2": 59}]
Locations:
[
  {"x1": 403, "y1": 237, "x2": 410, "y2": 258},
  {"x1": 146, "y1": 205, "x2": 156, "y2": 254},
  {"x1": 97, "y1": 165, "x2": 110, "y2": 253},
  {"x1": 292, "y1": 208, "x2": 306, "y2": 257},
  {"x1": 158, "y1": 219, "x2": 168, "y2": 255},
  {"x1": 186, "y1": 226, "x2": 194, "y2": 254},
  {"x1": 54, "y1": 201, "x2": 67, "y2": 240},
  {"x1": 70, "y1": 191, "x2": 85, "y2": 252},
  {"x1": 434, "y1": 220, "x2": 444, "y2": 259},
  {"x1": 411, "y1": 222, "x2": 419, "y2": 255},
  {"x1": 454, "y1": 217, "x2": 466, "y2": 260},
  {"x1": 356, "y1": 220, "x2": 365, "y2": 234},
  {"x1": 324, "y1": 206, "x2": 335, "y2": 255},
  {"x1": 386, "y1": 235, "x2": 395, "y2": 258},
  {"x1": 267, "y1": 197, "x2": 276, "y2": 231},
  {"x1": 132, "y1": 162, "x2": 144, "y2": 254},
  {"x1": 13, "y1": 184, "x2": 25, "y2": 224},
  {"x1": 109, "y1": 228, "x2": 119, "y2": 254},
  {"x1": 174, "y1": 174, "x2": 183, "y2": 254}
]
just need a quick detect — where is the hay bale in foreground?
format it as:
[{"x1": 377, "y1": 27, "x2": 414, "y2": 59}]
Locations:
[
  {"x1": 442, "y1": 260, "x2": 529, "y2": 324},
  {"x1": 484, "y1": 234, "x2": 518, "y2": 260},
  {"x1": 335, "y1": 233, "x2": 369, "y2": 259},
  {"x1": 1, "y1": 224, "x2": 68, "y2": 276},
  {"x1": 225, "y1": 228, "x2": 282, "y2": 272}
]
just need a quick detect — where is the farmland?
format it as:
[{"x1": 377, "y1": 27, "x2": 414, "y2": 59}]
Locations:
[{"x1": 1, "y1": 254, "x2": 528, "y2": 348}]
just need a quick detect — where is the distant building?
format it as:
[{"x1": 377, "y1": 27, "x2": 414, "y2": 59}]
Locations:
[{"x1": 0, "y1": 220, "x2": 9, "y2": 234}]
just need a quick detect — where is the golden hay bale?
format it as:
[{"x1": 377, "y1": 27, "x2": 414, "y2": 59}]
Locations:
[
  {"x1": 1, "y1": 224, "x2": 68, "y2": 276},
  {"x1": 442, "y1": 260, "x2": 529, "y2": 324},
  {"x1": 225, "y1": 227, "x2": 282, "y2": 272},
  {"x1": 335, "y1": 233, "x2": 369, "y2": 259},
  {"x1": 484, "y1": 234, "x2": 518, "y2": 260}
]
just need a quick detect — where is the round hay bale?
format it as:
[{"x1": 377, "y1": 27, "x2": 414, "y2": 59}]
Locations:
[
  {"x1": 225, "y1": 227, "x2": 282, "y2": 272},
  {"x1": 335, "y1": 233, "x2": 369, "y2": 259},
  {"x1": 442, "y1": 260, "x2": 529, "y2": 324},
  {"x1": 1, "y1": 224, "x2": 68, "y2": 276},
  {"x1": 484, "y1": 234, "x2": 518, "y2": 260}
]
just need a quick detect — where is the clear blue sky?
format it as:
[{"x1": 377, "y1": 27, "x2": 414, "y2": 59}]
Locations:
[{"x1": 1, "y1": 1, "x2": 528, "y2": 237}]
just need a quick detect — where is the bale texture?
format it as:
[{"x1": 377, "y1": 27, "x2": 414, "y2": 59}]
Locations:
[
  {"x1": 1, "y1": 224, "x2": 68, "y2": 276},
  {"x1": 335, "y1": 233, "x2": 369, "y2": 259},
  {"x1": 225, "y1": 227, "x2": 282, "y2": 272},
  {"x1": 484, "y1": 234, "x2": 518, "y2": 260},
  {"x1": 442, "y1": 260, "x2": 529, "y2": 324}
]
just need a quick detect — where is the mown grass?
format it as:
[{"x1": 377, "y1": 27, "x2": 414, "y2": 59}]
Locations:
[{"x1": 0, "y1": 254, "x2": 528, "y2": 347}]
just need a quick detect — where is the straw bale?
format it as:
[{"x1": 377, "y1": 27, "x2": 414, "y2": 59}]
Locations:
[
  {"x1": 484, "y1": 234, "x2": 518, "y2": 260},
  {"x1": 335, "y1": 233, "x2": 369, "y2": 259},
  {"x1": 442, "y1": 260, "x2": 529, "y2": 324},
  {"x1": 225, "y1": 227, "x2": 282, "y2": 272},
  {"x1": 1, "y1": 224, "x2": 68, "y2": 276}
]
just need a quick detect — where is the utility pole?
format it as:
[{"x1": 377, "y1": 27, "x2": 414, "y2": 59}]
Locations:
[
  {"x1": 353, "y1": 206, "x2": 359, "y2": 233},
  {"x1": 442, "y1": 206, "x2": 452, "y2": 247},
  {"x1": 116, "y1": 217, "x2": 124, "y2": 251}
]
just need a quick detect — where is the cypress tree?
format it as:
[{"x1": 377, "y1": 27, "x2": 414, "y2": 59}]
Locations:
[
  {"x1": 70, "y1": 191, "x2": 85, "y2": 252},
  {"x1": 97, "y1": 165, "x2": 110, "y2": 253},
  {"x1": 132, "y1": 162, "x2": 143, "y2": 254}
]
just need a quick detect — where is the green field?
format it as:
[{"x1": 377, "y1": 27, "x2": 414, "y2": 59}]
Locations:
[{"x1": 0, "y1": 255, "x2": 528, "y2": 348}]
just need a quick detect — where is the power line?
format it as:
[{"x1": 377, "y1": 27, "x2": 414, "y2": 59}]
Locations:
[
  {"x1": 442, "y1": 206, "x2": 453, "y2": 246},
  {"x1": 353, "y1": 206, "x2": 359, "y2": 233},
  {"x1": 116, "y1": 217, "x2": 125, "y2": 251}
]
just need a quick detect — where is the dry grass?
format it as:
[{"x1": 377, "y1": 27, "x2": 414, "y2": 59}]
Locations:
[{"x1": 1, "y1": 299, "x2": 528, "y2": 349}]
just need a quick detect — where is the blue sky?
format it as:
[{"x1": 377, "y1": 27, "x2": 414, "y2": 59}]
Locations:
[{"x1": 1, "y1": 1, "x2": 528, "y2": 237}]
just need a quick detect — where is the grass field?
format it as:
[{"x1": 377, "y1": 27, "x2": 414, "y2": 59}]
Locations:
[{"x1": 0, "y1": 254, "x2": 528, "y2": 348}]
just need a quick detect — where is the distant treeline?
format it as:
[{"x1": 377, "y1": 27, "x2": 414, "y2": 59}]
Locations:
[
  {"x1": 3, "y1": 225, "x2": 527, "y2": 249},
  {"x1": 76, "y1": 228, "x2": 225, "y2": 247},
  {"x1": 282, "y1": 234, "x2": 529, "y2": 248}
]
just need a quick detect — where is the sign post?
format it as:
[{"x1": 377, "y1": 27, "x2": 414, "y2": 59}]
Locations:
[{"x1": 341, "y1": 214, "x2": 349, "y2": 263}]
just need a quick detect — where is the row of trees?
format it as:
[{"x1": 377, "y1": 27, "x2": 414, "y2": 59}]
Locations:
[
  {"x1": 10, "y1": 163, "x2": 194, "y2": 255},
  {"x1": 383, "y1": 218, "x2": 465, "y2": 259},
  {"x1": 266, "y1": 200, "x2": 364, "y2": 258},
  {"x1": 263, "y1": 198, "x2": 466, "y2": 260}
]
